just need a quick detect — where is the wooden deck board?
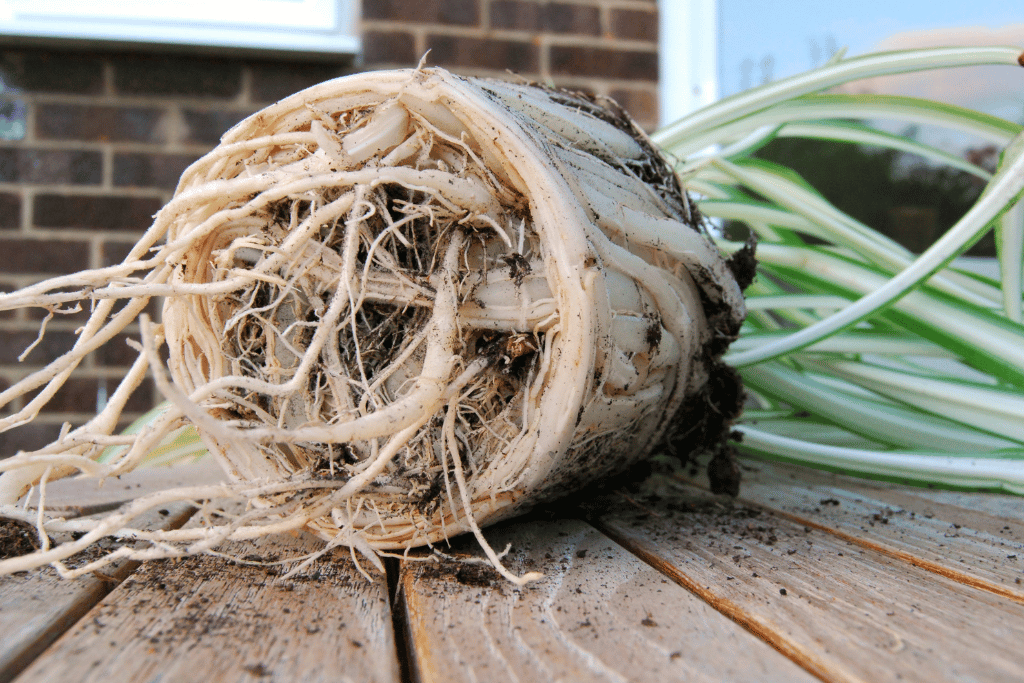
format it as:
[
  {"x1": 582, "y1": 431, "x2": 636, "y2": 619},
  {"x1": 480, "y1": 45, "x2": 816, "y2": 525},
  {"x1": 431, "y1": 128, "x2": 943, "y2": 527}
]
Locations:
[
  {"x1": 732, "y1": 460, "x2": 1024, "y2": 601},
  {"x1": 0, "y1": 460, "x2": 225, "y2": 682},
  {"x1": 35, "y1": 459, "x2": 226, "y2": 515},
  {"x1": 2, "y1": 458, "x2": 1023, "y2": 682},
  {"x1": 400, "y1": 517, "x2": 818, "y2": 683},
  {"x1": 593, "y1": 479, "x2": 1024, "y2": 683},
  {"x1": 0, "y1": 503, "x2": 195, "y2": 683},
  {"x1": 11, "y1": 531, "x2": 401, "y2": 683}
]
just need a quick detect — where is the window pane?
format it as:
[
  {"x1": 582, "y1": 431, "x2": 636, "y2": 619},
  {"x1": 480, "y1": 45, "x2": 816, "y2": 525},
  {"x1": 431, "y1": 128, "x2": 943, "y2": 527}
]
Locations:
[{"x1": 0, "y1": 0, "x2": 358, "y2": 54}]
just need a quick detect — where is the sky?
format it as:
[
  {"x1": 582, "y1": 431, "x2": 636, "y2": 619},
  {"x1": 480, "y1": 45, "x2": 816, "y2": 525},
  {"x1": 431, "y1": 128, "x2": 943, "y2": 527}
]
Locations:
[
  {"x1": 718, "y1": 0, "x2": 1024, "y2": 153},
  {"x1": 719, "y1": 0, "x2": 1024, "y2": 95}
]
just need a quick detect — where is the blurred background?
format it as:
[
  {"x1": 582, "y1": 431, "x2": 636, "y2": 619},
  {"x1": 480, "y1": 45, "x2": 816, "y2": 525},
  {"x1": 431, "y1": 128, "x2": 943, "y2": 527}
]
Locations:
[
  {"x1": 0, "y1": 0, "x2": 1019, "y2": 454},
  {"x1": 715, "y1": 0, "x2": 1024, "y2": 257}
]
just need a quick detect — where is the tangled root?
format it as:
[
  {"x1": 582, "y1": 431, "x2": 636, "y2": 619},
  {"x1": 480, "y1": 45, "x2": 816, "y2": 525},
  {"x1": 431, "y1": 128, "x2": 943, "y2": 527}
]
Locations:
[{"x1": 0, "y1": 68, "x2": 744, "y2": 582}]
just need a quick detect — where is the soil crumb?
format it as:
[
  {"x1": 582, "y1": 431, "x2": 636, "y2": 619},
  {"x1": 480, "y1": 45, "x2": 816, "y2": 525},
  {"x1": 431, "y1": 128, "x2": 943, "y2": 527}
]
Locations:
[
  {"x1": 726, "y1": 236, "x2": 757, "y2": 291},
  {"x1": 419, "y1": 557, "x2": 502, "y2": 589},
  {"x1": 707, "y1": 447, "x2": 742, "y2": 497},
  {"x1": 0, "y1": 517, "x2": 41, "y2": 561}
]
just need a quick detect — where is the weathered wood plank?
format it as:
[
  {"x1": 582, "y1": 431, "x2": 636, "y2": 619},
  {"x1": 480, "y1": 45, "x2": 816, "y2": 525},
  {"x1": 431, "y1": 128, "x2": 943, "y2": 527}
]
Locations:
[
  {"x1": 894, "y1": 487, "x2": 1024, "y2": 523},
  {"x1": 734, "y1": 459, "x2": 1024, "y2": 525},
  {"x1": 1, "y1": 459, "x2": 225, "y2": 681},
  {"x1": 732, "y1": 459, "x2": 1024, "y2": 601},
  {"x1": 593, "y1": 482, "x2": 1024, "y2": 683},
  {"x1": 11, "y1": 530, "x2": 401, "y2": 683},
  {"x1": 38, "y1": 458, "x2": 227, "y2": 515},
  {"x1": 400, "y1": 517, "x2": 819, "y2": 683},
  {"x1": 0, "y1": 503, "x2": 194, "y2": 683}
]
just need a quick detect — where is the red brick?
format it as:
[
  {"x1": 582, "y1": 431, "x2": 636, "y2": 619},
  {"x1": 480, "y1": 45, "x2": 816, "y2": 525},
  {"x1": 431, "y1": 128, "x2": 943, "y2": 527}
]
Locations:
[
  {"x1": 250, "y1": 61, "x2": 354, "y2": 103},
  {"x1": 181, "y1": 108, "x2": 254, "y2": 146},
  {"x1": 113, "y1": 55, "x2": 242, "y2": 98},
  {"x1": 609, "y1": 9, "x2": 658, "y2": 42},
  {"x1": 0, "y1": 330, "x2": 77, "y2": 365},
  {"x1": 491, "y1": 2, "x2": 600, "y2": 35},
  {"x1": 0, "y1": 50, "x2": 104, "y2": 95},
  {"x1": 0, "y1": 193, "x2": 20, "y2": 230},
  {"x1": 33, "y1": 194, "x2": 163, "y2": 231},
  {"x1": 35, "y1": 104, "x2": 167, "y2": 143},
  {"x1": 0, "y1": 148, "x2": 102, "y2": 185},
  {"x1": 426, "y1": 35, "x2": 539, "y2": 73},
  {"x1": 34, "y1": 377, "x2": 102, "y2": 414},
  {"x1": 549, "y1": 45, "x2": 657, "y2": 80},
  {"x1": 114, "y1": 152, "x2": 199, "y2": 190},
  {"x1": 543, "y1": 3, "x2": 600, "y2": 35},
  {"x1": 363, "y1": 31, "x2": 419, "y2": 66},
  {"x1": 0, "y1": 422, "x2": 64, "y2": 455},
  {"x1": 95, "y1": 327, "x2": 166, "y2": 367},
  {"x1": 490, "y1": 0, "x2": 540, "y2": 31},
  {"x1": 125, "y1": 378, "x2": 158, "y2": 414},
  {"x1": 101, "y1": 240, "x2": 139, "y2": 267},
  {"x1": 609, "y1": 88, "x2": 658, "y2": 126},
  {"x1": 364, "y1": 0, "x2": 479, "y2": 25},
  {"x1": 35, "y1": 377, "x2": 155, "y2": 414},
  {"x1": 0, "y1": 237, "x2": 90, "y2": 273},
  {"x1": 96, "y1": 332, "x2": 143, "y2": 368}
]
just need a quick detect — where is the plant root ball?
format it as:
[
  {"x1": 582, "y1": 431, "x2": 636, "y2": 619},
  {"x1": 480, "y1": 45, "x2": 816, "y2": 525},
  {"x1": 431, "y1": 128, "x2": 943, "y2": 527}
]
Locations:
[
  {"x1": 160, "y1": 68, "x2": 746, "y2": 551},
  {"x1": 0, "y1": 69, "x2": 745, "y2": 580}
]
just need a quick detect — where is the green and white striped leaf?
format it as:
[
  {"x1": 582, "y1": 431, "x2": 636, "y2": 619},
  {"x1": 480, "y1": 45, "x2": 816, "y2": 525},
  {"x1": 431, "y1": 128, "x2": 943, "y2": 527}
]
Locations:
[
  {"x1": 736, "y1": 425, "x2": 1024, "y2": 494},
  {"x1": 670, "y1": 93, "x2": 1021, "y2": 161},
  {"x1": 655, "y1": 46, "x2": 1024, "y2": 493}
]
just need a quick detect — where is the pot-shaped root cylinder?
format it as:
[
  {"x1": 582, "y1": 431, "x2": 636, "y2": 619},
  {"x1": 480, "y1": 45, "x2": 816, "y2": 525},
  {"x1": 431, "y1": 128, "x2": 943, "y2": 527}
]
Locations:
[{"x1": 0, "y1": 68, "x2": 745, "y2": 579}]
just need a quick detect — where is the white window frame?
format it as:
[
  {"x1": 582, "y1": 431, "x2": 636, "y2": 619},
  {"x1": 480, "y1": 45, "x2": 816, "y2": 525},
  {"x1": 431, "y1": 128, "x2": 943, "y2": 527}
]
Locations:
[
  {"x1": 0, "y1": 0, "x2": 359, "y2": 55},
  {"x1": 659, "y1": 0, "x2": 718, "y2": 125}
]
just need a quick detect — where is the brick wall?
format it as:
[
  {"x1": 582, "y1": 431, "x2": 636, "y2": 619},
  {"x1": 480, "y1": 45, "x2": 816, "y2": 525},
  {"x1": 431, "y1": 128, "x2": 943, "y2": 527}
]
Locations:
[
  {"x1": 363, "y1": 0, "x2": 659, "y2": 127},
  {"x1": 0, "y1": 52, "x2": 362, "y2": 453},
  {"x1": 0, "y1": 0, "x2": 659, "y2": 454}
]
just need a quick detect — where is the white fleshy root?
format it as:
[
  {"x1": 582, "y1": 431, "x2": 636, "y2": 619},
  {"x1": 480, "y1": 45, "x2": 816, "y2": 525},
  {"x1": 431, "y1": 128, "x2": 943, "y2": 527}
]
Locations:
[{"x1": 0, "y1": 68, "x2": 744, "y2": 581}]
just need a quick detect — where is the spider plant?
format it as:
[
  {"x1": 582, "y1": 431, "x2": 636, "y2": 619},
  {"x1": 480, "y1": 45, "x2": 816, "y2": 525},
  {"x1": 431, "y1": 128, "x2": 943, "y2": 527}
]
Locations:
[{"x1": 656, "y1": 46, "x2": 1024, "y2": 494}]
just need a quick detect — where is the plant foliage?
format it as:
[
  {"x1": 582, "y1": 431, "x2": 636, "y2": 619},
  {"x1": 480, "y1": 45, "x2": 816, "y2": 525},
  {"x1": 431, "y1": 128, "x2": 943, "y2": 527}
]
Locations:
[{"x1": 655, "y1": 46, "x2": 1024, "y2": 493}]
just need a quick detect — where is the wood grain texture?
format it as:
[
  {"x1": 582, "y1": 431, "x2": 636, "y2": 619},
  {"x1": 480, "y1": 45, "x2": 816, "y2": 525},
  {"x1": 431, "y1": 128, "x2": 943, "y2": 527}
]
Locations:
[
  {"x1": 38, "y1": 458, "x2": 227, "y2": 515},
  {"x1": 0, "y1": 503, "x2": 194, "y2": 683},
  {"x1": 400, "y1": 517, "x2": 818, "y2": 683},
  {"x1": 732, "y1": 460, "x2": 1024, "y2": 601},
  {"x1": 883, "y1": 486, "x2": 1024, "y2": 524},
  {"x1": 5, "y1": 459, "x2": 1024, "y2": 683},
  {"x1": 593, "y1": 481, "x2": 1024, "y2": 683},
  {"x1": 11, "y1": 530, "x2": 401, "y2": 683}
]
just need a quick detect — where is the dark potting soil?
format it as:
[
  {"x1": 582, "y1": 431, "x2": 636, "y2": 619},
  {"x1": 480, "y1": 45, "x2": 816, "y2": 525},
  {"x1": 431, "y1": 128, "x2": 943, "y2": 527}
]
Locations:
[{"x1": 0, "y1": 516, "x2": 42, "y2": 561}]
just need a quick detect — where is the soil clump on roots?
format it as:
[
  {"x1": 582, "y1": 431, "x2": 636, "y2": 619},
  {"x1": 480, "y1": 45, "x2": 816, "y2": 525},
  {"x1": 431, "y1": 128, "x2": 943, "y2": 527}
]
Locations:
[
  {"x1": 0, "y1": 67, "x2": 746, "y2": 583},
  {"x1": 0, "y1": 518, "x2": 40, "y2": 561}
]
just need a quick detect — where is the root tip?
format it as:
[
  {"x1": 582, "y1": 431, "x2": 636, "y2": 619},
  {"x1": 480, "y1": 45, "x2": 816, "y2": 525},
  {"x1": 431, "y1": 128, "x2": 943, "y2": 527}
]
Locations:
[{"x1": 513, "y1": 570, "x2": 545, "y2": 586}]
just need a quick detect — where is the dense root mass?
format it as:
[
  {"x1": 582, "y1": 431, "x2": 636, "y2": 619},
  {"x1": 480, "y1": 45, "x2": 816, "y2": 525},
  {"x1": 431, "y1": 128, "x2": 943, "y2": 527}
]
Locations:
[{"x1": 0, "y1": 68, "x2": 744, "y2": 581}]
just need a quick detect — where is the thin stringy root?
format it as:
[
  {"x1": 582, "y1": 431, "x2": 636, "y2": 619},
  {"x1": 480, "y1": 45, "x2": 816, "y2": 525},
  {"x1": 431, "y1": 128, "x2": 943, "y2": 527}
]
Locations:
[{"x1": 0, "y1": 68, "x2": 745, "y2": 583}]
